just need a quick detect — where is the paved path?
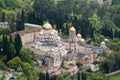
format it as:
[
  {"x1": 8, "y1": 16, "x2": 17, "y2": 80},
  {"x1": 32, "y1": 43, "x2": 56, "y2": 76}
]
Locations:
[{"x1": 105, "y1": 70, "x2": 120, "y2": 77}]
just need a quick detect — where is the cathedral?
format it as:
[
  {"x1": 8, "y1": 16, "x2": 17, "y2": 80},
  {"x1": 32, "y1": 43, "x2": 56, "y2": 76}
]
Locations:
[{"x1": 33, "y1": 22, "x2": 67, "y2": 55}]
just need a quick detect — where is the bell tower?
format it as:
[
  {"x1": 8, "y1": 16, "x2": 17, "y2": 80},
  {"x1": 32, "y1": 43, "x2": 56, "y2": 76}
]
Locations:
[{"x1": 69, "y1": 27, "x2": 78, "y2": 53}]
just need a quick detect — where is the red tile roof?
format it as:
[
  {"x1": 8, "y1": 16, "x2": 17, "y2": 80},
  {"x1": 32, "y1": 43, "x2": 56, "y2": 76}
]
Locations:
[{"x1": 11, "y1": 28, "x2": 41, "y2": 37}]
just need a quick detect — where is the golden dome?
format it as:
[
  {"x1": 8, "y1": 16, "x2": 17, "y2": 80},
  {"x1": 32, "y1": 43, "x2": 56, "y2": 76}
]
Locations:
[
  {"x1": 51, "y1": 49, "x2": 55, "y2": 52},
  {"x1": 43, "y1": 22, "x2": 52, "y2": 30},
  {"x1": 69, "y1": 27, "x2": 76, "y2": 32},
  {"x1": 80, "y1": 39, "x2": 85, "y2": 42},
  {"x1": 77, "y1": 34, "x2": 82, "y2": 38},
  {"x1": 57, "y1": 36, "x2": 61, "y2": 40},
  {"x1": 101, "y1": 41, "x2": 105, "y2": 45},
  {"x1": 53, "y1": 29, "x2": 58, "y2": 34}
]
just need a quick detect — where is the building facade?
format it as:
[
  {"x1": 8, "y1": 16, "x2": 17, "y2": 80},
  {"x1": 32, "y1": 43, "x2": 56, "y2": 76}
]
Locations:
[{"x1": 0, "y1": 22, "x2": 9, "y2": 29}]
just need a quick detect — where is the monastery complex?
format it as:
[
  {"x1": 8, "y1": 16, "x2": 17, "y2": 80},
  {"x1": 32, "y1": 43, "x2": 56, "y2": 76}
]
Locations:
[{"x1": 12, "y1": 22, "x2": 110, "y2": 75}]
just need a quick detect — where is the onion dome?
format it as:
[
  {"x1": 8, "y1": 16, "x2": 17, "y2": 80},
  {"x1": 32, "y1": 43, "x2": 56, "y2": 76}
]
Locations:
[
  {"x1": 101, "y1": 41, "x2": 105, "y2": 45},
  {"x1": 69, "y1": 27, "x2": 76, "y2": 32},
  {"x1": 43, "y1": 22, "x2": 52, "y2": 30},
  {"x1": 80, "y1": 39, "x2": 85, "y2": 42},
  {"x1": 53, "y1": 29, "x2": 57, "y2": 33},
  {"x1": 51, "y1": 49, "x2": 55, "y2": 52},
  {"x1": 53, "y1": 29, "x2": 56, "y2": 32},
  {"x1": 57, "y1": 36, "x2": 61, "y2": 41},
  {"x1": 77, "y1": 34, "x2": 82, "y2": 38},
  {"x1": 104, "y1": 39, "x2": 109, "y2": 42}
]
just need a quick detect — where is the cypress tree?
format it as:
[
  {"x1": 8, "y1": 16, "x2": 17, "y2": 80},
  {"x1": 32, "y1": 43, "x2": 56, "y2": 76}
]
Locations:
[
  {"x1": 16, "y1": 14, "x2": 23, "y2": 31},
  {"x1": 2, "y1": 34, "x2": 5, "y2": 55},
  {"x1": 39, "y1": 72, "x2": 46, "y2": 80},
  {"x1": 9, "y1": 16, "x2": 15, "y2": 33},
  {"x1": 77, "y1": 71, "x2": 80, "y2": 80},
  {"x1": 1, "y1": 12, "x2": 5, "y2": 22},
  {"x1": 5, "y1": 35, "x2": 9, "y2": 61},
  {"x1": 8, "y1": 34, "x2": 16, "y2": 60},
  {"x1": 21, "y1": 9, "x2": 25, "y2": 30},
  {"x1": 3, "y1": 34, "x2": 9, "y2": 61},
  {"x1": 2, "y1": 34, "x2": 8, "y2": 55},
  {"x1": 15, "y1": 33, "x2": 22, "y2": 56},
  {"x1": 114, "y1": 29, "x2": 118, "y2": 38},
  {"x1": 81, "y1": 72, "x2": 87, "y2": 80},
  {"x1": 16, "y1": 18, "x2": 21, "y2": 31},
  {"x1": 46, "y1": 71, "x2": 50, "y2": 80},
  {"x1": 7, "y1": 43, "x2": 16, "y2": 60},
  {"x1": 83, "y1": 72, "x2": 87, "y2": 80},
  {"x1": 81, "y1": 71, "x2": 84, "y2": 80},
  {"x1": 9, "y1": 34, "x2": 12, "y2": 43}
]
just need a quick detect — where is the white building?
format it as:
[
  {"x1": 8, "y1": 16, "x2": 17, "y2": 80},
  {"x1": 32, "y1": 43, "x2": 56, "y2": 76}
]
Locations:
[{"x1": 0, "y1": 22, "x2": 9, "y2": 29}]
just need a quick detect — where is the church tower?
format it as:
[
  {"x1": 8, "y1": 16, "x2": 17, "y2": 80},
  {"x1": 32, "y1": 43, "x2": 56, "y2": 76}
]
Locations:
[{"x1": 69, "y1": 27, "x2": 78, "y2": 53}]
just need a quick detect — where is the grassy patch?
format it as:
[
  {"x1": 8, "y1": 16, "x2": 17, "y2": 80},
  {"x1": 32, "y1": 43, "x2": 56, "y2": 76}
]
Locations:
[{"x1": 110, "y1": 75, "x2": 120, "y2": 80}]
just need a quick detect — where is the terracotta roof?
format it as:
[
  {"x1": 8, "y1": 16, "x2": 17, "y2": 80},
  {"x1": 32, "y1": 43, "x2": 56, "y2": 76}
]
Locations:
[{"x1": 11, "y1": 28, "x2": 41, "y2": 37}]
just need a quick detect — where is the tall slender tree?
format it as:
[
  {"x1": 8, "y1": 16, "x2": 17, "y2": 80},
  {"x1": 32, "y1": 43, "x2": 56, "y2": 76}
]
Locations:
[
  {"x1": 21, "y1": 9, "x2": 25, "y2": 30},
  {"x1": 15, "y1": 33, "x2": 22, "y2": 56},
  {"x1": 39, "y1": 72, "x2": 46, "y2": 80},
  {"x1": 16, "y1": 14, "x2": 23, "y2": 31},
  {"x1": 1, "y1": 12, "x2": 5, "y2": 22},
  {"x1": 81, "y1": 71, "x2": 84, "y2": 80},
  {"x1": 46, "y1": 71, "x2": 50, "y2": 80},
  {"x1": 9, "y1": 16, "x2": 15, "y2": 33},
  {"x1": 77, "y1": 71, "x2": 80, "y2": 80}
]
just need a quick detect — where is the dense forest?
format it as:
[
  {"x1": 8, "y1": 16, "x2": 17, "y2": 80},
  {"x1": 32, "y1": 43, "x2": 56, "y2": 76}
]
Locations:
[{"x1": 0, "y1": 0, "x2": 120, "y2": 39}]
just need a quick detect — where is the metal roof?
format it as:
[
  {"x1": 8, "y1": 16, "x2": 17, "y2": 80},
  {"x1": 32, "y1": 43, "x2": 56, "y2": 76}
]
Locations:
[{"x1": 24, "y1": 23, "x2": 41, "y2": 28}]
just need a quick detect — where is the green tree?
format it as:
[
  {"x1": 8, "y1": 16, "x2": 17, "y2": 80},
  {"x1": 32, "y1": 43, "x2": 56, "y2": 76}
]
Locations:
[
  {"x1": 22, "y1": 62, "x2": 32, "y2": 76},
  {"x1": 19, "y1": 48, "x2": 34, "y2": 65},
  {"x1": 39, "y1": 72, "x2": 46, "y2": 80},
  {"x1": 101, "y1": 19, "x2": 116, "y2": 38},
  {"x1": 7, "y1": 43, "x2": 16, "y2": 60},
  {"x1": 1, "y1": 12, "x2": 5, "y2": 22},
  {"x1": 20, "y1": 9, "x2": 25, "y2": 30},
  {"x1": 7, "y1": 57, "x2": 22, "y2": 71},
  {"x1": 99, "y1": 51, "x2": 120, "y2": 73},
  {"x1": 46, "y1": 71, "x2": 50, "y2": 80},
  {"x1": 112, "y1": 0, "x2": 120, "y2": 4},
  {"x1": 15, "y1": 33, "x2": 22, "y2": 56},
  {"x1": 81, "y1": 72, "x2": 84, "y2": 80},
  {"x1": 16, "y1": 14, "x2": 23, "y2": 31},
  {"x1": 99, "y1": 35, "x2": 105, "y2": 42},
  {"x1": 9, "y1": 16, "x2": 16, "y2": 33},
  {"x1": 77, "y1": 71, "x2": 80, "y2": 80},
  {"x1": 22, "y1": 62, "x2": 39, "y2": 80},
  {"x1": 88, "y1": 13, "x2": 102, "y2": 32},
  {"x1": 2, "y1": 34, "x2": 8, "y2": 57},
  {"x1": 0, "y1": 0, "x2": 6, "y2": 8},
  {"x1": 89, "y1": 72, "x2": 106, "y2": 80},
  {"x1": 0, "y1": 60, "x2": 7, "y2": 70}
]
